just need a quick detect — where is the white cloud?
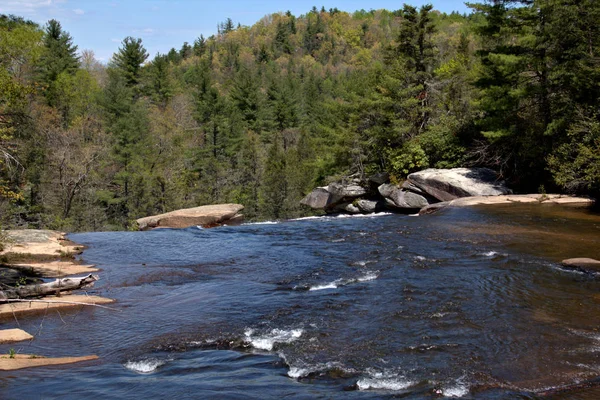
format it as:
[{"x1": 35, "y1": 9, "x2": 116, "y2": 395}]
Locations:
[
  {"x1": 0, "y1": 0, "x2": 67, "y2": 15},
  {"x1": 110, "y1": 38, "x2": 121, "y2": 43},
  {"x1": 73, "y1": 8, "x2": 84, "y2": 15}
]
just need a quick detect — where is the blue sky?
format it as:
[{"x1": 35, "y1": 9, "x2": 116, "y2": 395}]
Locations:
[{"x1": 0, "y1": 0, "x2": 471, "y2": 62}]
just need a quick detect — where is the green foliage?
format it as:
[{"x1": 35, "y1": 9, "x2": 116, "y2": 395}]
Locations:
[
  {"x1": 548, "y1": 110, "x2": 600, "y2": 195},
  {"x1": 0, "y1": 3, "x2": 599, "y2": 230},
  {"x1": 111, "y1": 37, "x2": 148, "y2": 87},
  {"x1": 386, "y1": 141, "x2": 429, "y2": 177}
]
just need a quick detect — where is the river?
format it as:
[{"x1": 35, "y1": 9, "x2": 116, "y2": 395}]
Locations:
[{"x1": 1, "y1": 204, "x2": 600, "y2": 399}]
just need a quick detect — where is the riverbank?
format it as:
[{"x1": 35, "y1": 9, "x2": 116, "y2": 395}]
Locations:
[
  {"x1": 420, "y1": 193, "x2": 595, "y2": 214},
  {"x1": 0, "y1": 229, "x2": 113, "y2": 370}
]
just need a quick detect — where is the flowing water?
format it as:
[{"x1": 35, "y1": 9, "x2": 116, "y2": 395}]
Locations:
[{"x1": 1, "y1": 204, "x2": 600, "y2": 399}]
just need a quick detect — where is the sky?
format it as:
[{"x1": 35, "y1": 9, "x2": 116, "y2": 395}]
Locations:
[{"x1": 0, "y1": 0, "x2": 471, "y2": 62}]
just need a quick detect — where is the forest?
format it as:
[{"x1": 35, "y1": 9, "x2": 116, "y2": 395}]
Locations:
[{"x1": 0, "y1": 1, "x2": 598, "y2": 231}]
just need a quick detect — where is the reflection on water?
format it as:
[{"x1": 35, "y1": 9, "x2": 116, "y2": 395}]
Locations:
[{"x1": 0, "y1": 203, "x2": 599, "y2": 399}]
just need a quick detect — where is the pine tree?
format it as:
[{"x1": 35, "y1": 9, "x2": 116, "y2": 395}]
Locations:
[
  {"x1": 38, "y1": 19, "x2": 79, "y2": 85},
  {"x1": 111, "y1": 37, "x2": 148, "y2": 87},
  {"x1": 193, "y1": 35, "x2": 206, "y2": 56},
  {"x1": 38, "y1": 19, "x2": 79, "y2": 108}
]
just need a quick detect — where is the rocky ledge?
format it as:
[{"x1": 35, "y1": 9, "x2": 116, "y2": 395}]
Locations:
[
  {"x1": 136, "y1": 204, "x2": 244, "y2": 230},
  {"x1": 301, "y1": 167, "x2": 514, "y2": 214}
]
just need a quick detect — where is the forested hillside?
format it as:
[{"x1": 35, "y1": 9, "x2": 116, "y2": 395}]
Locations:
[{"x1": 1, "y1": 1, "x2": 599, "y2": 231}]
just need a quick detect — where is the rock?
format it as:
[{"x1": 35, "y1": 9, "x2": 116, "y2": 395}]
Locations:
[
  {"x1": 327, "y1": 182, "x2": 369, "y2": 204},
  {"x1": 0, "y1": 329, "x2": 33, "y2": 344},
  {"x1": 300, "y1": 187, "x2": 333, "y2": 209},
  {"x1": 0, "y1": 354, "x2": 99, "y2": 371},
  {"x1": 378, "y1": 184, "x2": 430, "y2": 209},
  {"x1": 0, "y1": 294, "x2": 114, "y2": 319},
  {"x1": 1, "y1": 230, "x2": 83, "y2": 257},
  {"x1": 137, "y1": 204, "x2": 244, "y2": 230},
  {"x1": 377, "y1": 184, "x2": 396, "y2": 199},
  {"x1": 561, "y1": 258, "x2": 600, "y2": 273},
  {"x1": 419, "y1": 202, "x2": 451, "y2": 215},
  {"x1": 356, "y1": 199, "x2": 384, "y2": 213},
  {"x1": 334, "y1": 202, "x2": 361, "y2": 214},
  {"x1": 389, "y1": 190, "x2": 430, "y2": 209},
  {"x1": 368, "y1": 172, "x2": 390, "y2": 186},
  {"x1": 400, "y1": 180, "x2": 427, "y2": 195},
  {"x1": 407, "y1": 168, "x2": 511, "y2": 202}
]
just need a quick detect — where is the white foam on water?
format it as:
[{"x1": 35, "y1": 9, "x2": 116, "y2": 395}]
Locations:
[
  {"x1": 124, "y1": 358, "x2": 167, "y2": 374},
  {"x1": 243, "y1": 221, "x2": 279, "y2": 225},
  {"x1": 309, "y1": 272, "x2": 378, "y2": 291},
  {"x1": 309, "y1": 281, "x2": 340, "y2": 291},
  {"x1": 357, "y1": 369, "x2": 414, "y2": 391},
  {"x1": 291, "y1": 212, "x2": 392, "y2": 222},
  {"x1": 356, "y1": 271, "x2": 379, "y2": 282},
  {"x1": 291, "y1": 216, "x2": 325, "y2": 221},
  {"x1": 442, "y1": 384, "x2": 469, "y2": 397},
  {"x1": 357, "y1": 378, "x2": 414, "y2": 391},
  {"x1": 244, "y1": 328, "x2": 303, "y2": 351},
  {"x1": 415, "y1": 256, "x2": 426, "y2": 261},
  {"x1": 286, "y1": 361, "x2": 351, "y2": 379},
  {"x1": 334, "y1": 212, "x2": 393, "y2": 219},
  {"x1": 288, "y1": 366, "x2": 311, "y2": 378},
  {"x1": 331, "y1": 238, "x2": 346, "y2": 243}
]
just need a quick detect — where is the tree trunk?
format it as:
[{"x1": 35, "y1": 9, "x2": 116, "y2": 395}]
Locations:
[{"x1": 0, "y1": 274, "x2": 99, "y2": 300}]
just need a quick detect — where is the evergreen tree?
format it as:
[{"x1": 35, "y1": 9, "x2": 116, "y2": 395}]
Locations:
[
  {"x1": 193, "y1": 35, "x2": 206, "y2": 56},
  {"x1": 38, "y1": 19, "x2": 79, "y2": 111},
  {"x1": 111, "y1": 37, "x2": 148, "y2": 87}
]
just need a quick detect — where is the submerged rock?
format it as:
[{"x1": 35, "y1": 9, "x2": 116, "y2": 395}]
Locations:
[
  {"x1": 561, "y1": 258, "x2": 600, "y2": 273},
  {"x1": 136, "y1": 204, "x2": 244, "y2": 230},
  {"x1": 406, "y1": 168, "x2": 511, "y2": 202}
]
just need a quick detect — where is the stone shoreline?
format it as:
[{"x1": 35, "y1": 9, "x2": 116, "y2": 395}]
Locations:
[{"x1": 0, "y1": 229, "x2": 112, "y2": 370}]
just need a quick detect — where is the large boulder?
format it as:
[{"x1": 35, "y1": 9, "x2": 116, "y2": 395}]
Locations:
[
  {"x1": 300, "y1": 180, "x2": 371, "y2": 211},
  {"x1": 405, "y1": 168, "x2": 511, "y2": 202},
  {"x1": 300, "y1": 187, "x2": 333, "y2": 209},
  {"x1": 327, "y1": 182, "x2": 369, "y2": 204},
  {"x1": 378, "y1": 184, "x2": 430, "y2": 209},
  {"x1": 137, "y1": 204, "x2": 244, "y2": 230},
  {"x1": 356, "y1": 199, "x2": 385, "y2": 213}
]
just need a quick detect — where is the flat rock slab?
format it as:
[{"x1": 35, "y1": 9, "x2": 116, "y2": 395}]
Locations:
[
  {"x1": 561, "y1": 258, "x2": 600, "y2": 273},
  {"x1": 419, "y1": 194, "x2": 594, "y2": 215},
  {"x1": 0, "y1": 354, "x2": 98, "y2": 370},
  {"x1": 450, "y1": 194, "x2": 594, "y2": 207},
  {"x1": 137, "y1": 204, "x2": 244, "y2": 230},
  {"x1": 0, "y1": 329, "x2": 33, "y2": 344},
  {"x1": 1, "y1": 230, "x2": 82, "y2": 257},
  {"x1": 11, "y1": 261, "x2": 98, "y2": 278},
  {"x1": 0, "y1": 294, "x2": 115, "y2": 319}
]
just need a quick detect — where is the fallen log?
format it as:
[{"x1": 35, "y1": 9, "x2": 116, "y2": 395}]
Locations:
[{"x1": 0, "y1": 274, "x2": 98, "y2": 300}]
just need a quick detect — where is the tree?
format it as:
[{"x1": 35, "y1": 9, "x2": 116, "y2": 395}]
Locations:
[
  {"x1": 38, "y1": 19, "x2": 79, "y2": 89},
  {"x1": 38, "y1": 19, "x2": 79, "y2": 120},
  {"x1": 145, "y1": 53, "x2": 174, "y2": 108},
  {"x1": 111, "y1": 37, "x2": 148, "y2": 87},
  {"x1": 193, "y1": 35, "x2": 207, "y2": 56},
  {"x1": 469, "y1": 0, "x2": 600, "y2": 191}
]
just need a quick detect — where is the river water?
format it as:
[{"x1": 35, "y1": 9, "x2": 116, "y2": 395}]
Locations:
[{"x1": 1, "y1": 204, "x2": 600, "y2": 399}]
